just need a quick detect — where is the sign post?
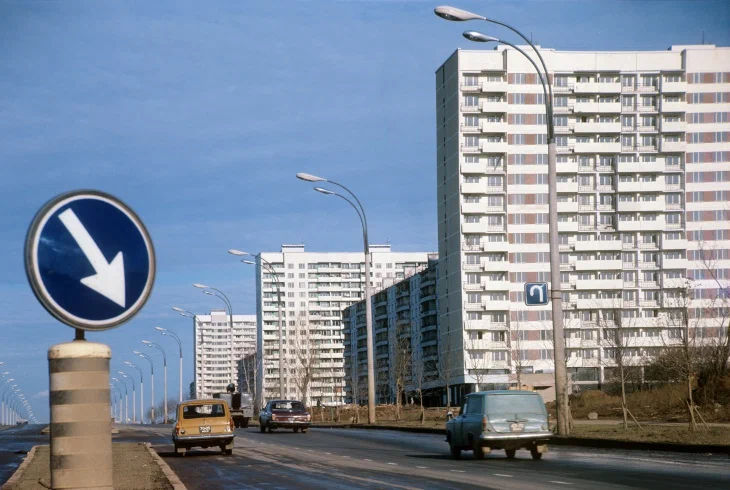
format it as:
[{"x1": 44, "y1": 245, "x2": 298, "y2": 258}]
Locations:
[{"x1": 25, "y1": 190, "x2": 155, "y2": 490}]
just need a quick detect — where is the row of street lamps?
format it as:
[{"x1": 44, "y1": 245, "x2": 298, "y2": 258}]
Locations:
[{"x1": 0, "y1": 363, "x2": 37, "y2": 425}]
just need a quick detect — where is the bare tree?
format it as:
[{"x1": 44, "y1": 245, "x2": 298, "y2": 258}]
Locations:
[
  {"x1": 508, "y1": 319, "x2": 527, "y2": 390},
  {"x1": 410, "y1": 344, "x2": 428, "y2": 424},
  {"x1": 597, "y1": 305, "x2": 642, "y2": 429},
  {"x1": 290, "y1": 313, "x2": 318, "y2": 407},
  {"x1": 464, "y1": 327, "x2": 492, "y2": 392},
  {"x1": 437, "y1": 345, "x2": 457, "y2": 408},
  {"x1": 392, "y1": 327, "x2": 412, "y2": 422}
]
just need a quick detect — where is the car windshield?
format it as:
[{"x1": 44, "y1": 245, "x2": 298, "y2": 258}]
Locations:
[
  {"x1": 272, "y1": 401, "x2": 305, "y2": 411},
  {"x1": 182, "y1": 403, "x2": 226, "y2": 419},
  {"x1": 486, "y1": 394, "x2": 545, "y2": 416}
]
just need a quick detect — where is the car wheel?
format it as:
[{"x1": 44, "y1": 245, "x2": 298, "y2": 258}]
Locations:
[
  {"x1": 242, "y1": 419, "x2": 249, "y2": 429},
  {"x1": 293, "y1": 427, "x2": 299, "y2": 433},
  {"x1": 472, "y1": 440, "x2": 485, "y2": 460},
  {"x1": 530, "y1": 448, "x2": 543, "y2": 460},
  {"x1": 301, "y1": 428, "x2": 308, "y2": 434},
  {"x1": 449, "y1": 444, "x2": 461, "y2": 459},
  {"x1": 259, "y1": 421, "x2": 266, "y2": 433},
  {"x1": 226, "y1": 449, "x2": 233, "y2": 456},
  {"x1": 267, "y1": 423, "x2": 274, "y2": 433},
  {"x1": 505, "y1": 449, "x2": 516, "y2": 459}
]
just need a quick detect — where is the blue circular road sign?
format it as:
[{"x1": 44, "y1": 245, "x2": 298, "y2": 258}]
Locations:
[{"x1": 25, "y1": 190, "x2": 156, "y2": 331}]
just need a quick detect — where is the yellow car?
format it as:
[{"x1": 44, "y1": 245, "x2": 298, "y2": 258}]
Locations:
[{"x1": 172, "y1": 399, "x2": 236, "y2": 456}]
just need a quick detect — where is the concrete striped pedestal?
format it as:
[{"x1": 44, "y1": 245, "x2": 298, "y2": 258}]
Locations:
[{"x1": 48, "y1": 341, "x2": 113, "y2": 489}]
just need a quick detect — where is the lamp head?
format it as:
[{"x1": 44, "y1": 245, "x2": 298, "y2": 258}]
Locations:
[
  {"x1": 228, "y1": 249, "x2": 249, "y2": 256},
  {"x1": 434, "y1": 6, "x2": 485, "y2": 21},
  {"x1": 241, "y1": 260, "x2": 256, "y2": 265},
  {"x1": 155, "y1": 326, "x2": 166, "y2": 332},
  {"x1": 313, "y1": 187, "x2": 335, "y2": 196},
  {"x1": 193, "y1": 283, "x2": 209, "y2": 289},
  {"x1": 204, "y1": 290, "x2": 214, "y2": 296},
  {"x1": 141, "y1": 340, "x2": 152, "y2": 345},
  {"x1": 172, "y1": 306, "x2": 185, "y2": 313},
  {"x1": 296, "y1": 172, "x2": 326, "y2": 183},
  {"x1": 133, "y1": 350, "x2": 142, "y2": 355},
  {"x1": 463, "y1": 30, "x2": 498, "y2": 43}
]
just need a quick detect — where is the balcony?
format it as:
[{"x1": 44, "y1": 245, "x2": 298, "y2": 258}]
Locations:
[
  {"x1": 637, "y1": 145, "x2": 658, "y2": 153},
  {"x1": 461, "y1": 83, "x2": 481, "y2": 93},
  {"x1": 558, "y1": 221, "x2": 579, "y2": 232},
  {"x1": 557, "y1": 181, "x2": 578, "y2": 193},
  {"x1": 617, "y1": 180, "x2": 663, "y2": 193},
  {"x1": 573, "y1": 121, "x2": 621, "y2": 133},
  {"x1": 462, "y1": 222, "x2": 486, "y2": 234},
  {"x1": 461, "y1": 161, "x2": 485, "y2": 174},
  {"x1": 484, "y1": 165, "x2": 506, "y2": 174},
  {"x1": 558, "y1": 201, "x2": 579, "y2": 212},
  {"x1": 463, "y1": 282, "x2": 483, "y2": 292},
  {"x1": 574, "y1": 82, "x2": 621, "y2": 94},
  {"x1": 461, "y1": 202, "x2": 485, "y2": 214},
  {"x1": 553, "y1": 104, "x2": 574, "y2": 114},
  {"x1": 482, "y1": 240, "x2": 510, "y2": 252},
  {"x1": 574, "y1": 240, "x2": 622, "y2": 251},
  {"x1": 663, "y1": 258, "x2": 688, "y2": 269},
  {"x1": 575, "y1": 279, "x2": 623, "y2": 290},
  {"x1": 462, "y1": 243, "x2": 481, "y2": 252},
  {"x1": 662, "y1": 238, "x2": 688, "y2": 250},
  {"x1": 481, "y1": 140, "x2": 509, "y2": 153},
  {"x1": 575, "y1": 259, "x2": 622, "y2": 271},
  {"x1": 460, "y1": 182, "x2": 484, "y2": 194},
  {"x1": 461, "y1": 144, "x2": 480, "y2": 154},
  {"x1": 661, "y1": 100, "x2": 685, "y2": 113},
  {"x1": 482, "y1": 281, "x2": 511, "y2": 291},
  {"x1": 481, "y1": 80, "x2": 508, "y2": 93},
  {"x1": 660, "y1": 140, "x2": 685, "y2": 152},
  {"x1": 663, "y1": 278, "x2": 688, "y2": 289},
  {"x1": 637, "y1": 105, "x2": 659, "y2": 113},
  {"x1": 639, "y1": 261, "x2": 660, "y2": 270},
  {"x1": 482, "y1": 261, "x2": 510, "y2": 272},
  {"x1": 662, "y1": 120, "x2": 687, "y2": 132},
  {"x1": 617, "y1": 200, "x2": 664, "y2": 212},
  {"x1": 481, "y1": 121, "x2": 509, "y2": 133},
  {"x1": 556, "y1": 161, "x2": 579, "y2": 173},
  {"x1": 554, "y1": 124, "x2": 574, "y2": 134},
  {"x1": 574, "y1": 101, "x2": 622, "y2": 114},
  {"x1": 481, "y1": 101, "x2": 508, "y2": 113},
  {"x1": 461, "y1": 104, "x2": 480, "y2": 113},
  {"x1": 573, "y1": 141, "x2": 621, "y2": 153},
  {"x1": 483, "y1": 300, "x2": 510, "y2": 311},
  {"x1": 661, "y1": 80, "x2": 687, "y2": 93},
  {"x1": 617, "y1": 161, "x2": 664, "y2": 173}
]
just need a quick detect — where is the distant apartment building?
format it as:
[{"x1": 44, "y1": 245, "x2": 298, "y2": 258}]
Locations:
[
  {"x1": 436, "y1": 44, "x2": 730, "y2": 403},
  {"x1": 193, "y1": 310, "x2": 256, "y2": 399},
  {"x1": 342, "y1": 256, "x2": 439, "y2": 405},
  {"x1": 255, "y1": 244, "x2": 433, "y2": 406}
]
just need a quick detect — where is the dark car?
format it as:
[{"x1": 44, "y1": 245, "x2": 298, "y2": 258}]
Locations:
[{"x1": 259, "y1": 400, "x2": 311, "y2": 433}]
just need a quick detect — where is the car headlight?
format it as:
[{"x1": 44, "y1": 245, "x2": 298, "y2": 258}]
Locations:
[{"x1": 541, "y1": 424, "x2": 547, "y2": 431}]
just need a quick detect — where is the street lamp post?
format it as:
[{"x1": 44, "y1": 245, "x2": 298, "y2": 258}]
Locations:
[
  {"x1": 434, "y1": 5, "x2": 569, "y2": 435},
  {"x1": 125, "y1": 361, "x2": 144, "y2": 424},
  {"x1": 143, "y1": 341, "x2": 168, "y2": 423},
  {"x1": 134, "y1": 350, "x2": 155, "y2": 423},
  {"x1": 118, "y1": 372, "x2": 136, "y2": 423},
  {"x1": 156, "y1": 327, "x2": 183, "y2": 403},
  {"x1": 112, "y1": 378, "x2": 128, "y2": 423},
  {"x1": 173, "y1": 307, "x2": 201, "y2": 398},
  {"x1": 194, "y1": 284, "x2": 236, "y2": 398},
  {"x1": 229, "y1": 250, "x2": 285, "y2": 401},
  {"x1": 296, "y1": 172, "x2": 375, "y2": 422},
  {"x1": 0, "y1": 379, "x2": 15, "y2": 425},
  {"x1": 110, "y1": 384, "x2": 123, "y2": 422}
]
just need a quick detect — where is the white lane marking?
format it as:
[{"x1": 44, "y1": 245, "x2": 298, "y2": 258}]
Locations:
[
  {"x1": 416, "y1": 466, "x2": 427, "y2": 469},
  {"x1": 364, "y1": 458, "x2": 373, "y2": 462},
  {"x1": 549, "y1": 481, "x2": 571, "y2": 485},
  {"x1": 325, "y1": 452, "x2": 332, "y2": 455},
  {"x1": 342, "y1": 456, "x2": 350, "y2": 459},
  {"x1": 387, "y1": 462, "x2": 397, "y2": 465},
  {"x1": 494, "y1": 474, "x2": 513, "y2": 478},
  {"x1": 450, "y1": 470, "x2": 465, "y2": 473}
]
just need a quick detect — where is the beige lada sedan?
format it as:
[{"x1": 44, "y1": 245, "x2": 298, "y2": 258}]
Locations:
[{"x1": 173, "y1": 399, "x2": 235, "y2": 456}]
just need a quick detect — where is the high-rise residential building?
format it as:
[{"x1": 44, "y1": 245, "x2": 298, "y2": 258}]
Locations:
[
  {"x1": 342, "y1": 256, "x2": 439, "y2": 406},
  {"x1": 255, "y1": 244, "x2": 434, "y2": 406},
  {"x1": 193, "y1": 310, "x2": 256, "y2": 399},
  {"x1": 436, "y1": 45, "x2": 729, "y2": 404}
]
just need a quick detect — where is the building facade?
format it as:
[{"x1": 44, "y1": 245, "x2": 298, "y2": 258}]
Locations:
[
  {"x1": 436, "y1": 45, "x2": 730, "y2": 403},
  {"x1": 193, "y1": 310, "x2": 256, "y2": 399},
  {"x1": 255, "y1": 244, "x2": 433, "y2": 406},
  {"x1": 342, "y1": 256, "x2": 439, "y2": 406}
]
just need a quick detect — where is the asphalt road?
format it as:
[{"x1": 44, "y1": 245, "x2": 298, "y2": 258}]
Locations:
[
  {"x1": 0, "y1": 424, "x2": 48, "y2": 485},
  {"x1": 113, "y1": 424, "x2": 730, "y2": 490}
]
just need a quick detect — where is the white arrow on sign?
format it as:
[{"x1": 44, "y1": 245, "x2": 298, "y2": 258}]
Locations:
[
  {"x1": 58, "y1": 208, "x2": 126, "y2": 308},
  {"x1": 529, "y1": 284, "x2": 545, "y2": 303}
]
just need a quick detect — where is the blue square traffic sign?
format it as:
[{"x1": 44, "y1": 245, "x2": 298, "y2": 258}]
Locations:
[{"x1": 524, "y1": 282, "x2": 549, "y2": 306}]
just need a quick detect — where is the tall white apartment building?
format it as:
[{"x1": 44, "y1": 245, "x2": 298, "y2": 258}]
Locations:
[
  {"x1": 255, "y1": 244, "x2": 433, "y2": 406},
  {"x1": 193, "y1": 310, "x2": 256, "y2": 399},
  {"x1": 436, "y1": 45, "x2": 729, "y2": 404}
]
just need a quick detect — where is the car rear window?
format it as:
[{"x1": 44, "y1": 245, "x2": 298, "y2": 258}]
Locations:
[
  {"x1": 271, "y1": 401, "x2": 305, "y2": 411},
  {"x1": 182, "y1": 403, "x2": 227, "y2": 419},
  {"x1": 486, "y1": 394, "x2": 545, "y2": 415}
]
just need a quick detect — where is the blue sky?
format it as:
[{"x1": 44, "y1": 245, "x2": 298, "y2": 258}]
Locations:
[{"x1": 1, "y1": 0, "x2": 728, "y2": 422}]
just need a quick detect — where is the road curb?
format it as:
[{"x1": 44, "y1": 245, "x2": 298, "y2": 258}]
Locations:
[
  {"x1": 2, "y1": 445, "x2": 38, "y2": 490},
  {"x1": 312, "y1": 424, "x2": 730, "y2": 454},
  {"x1": 144, "y1": 443, "x2": 187, "y2": 490}
]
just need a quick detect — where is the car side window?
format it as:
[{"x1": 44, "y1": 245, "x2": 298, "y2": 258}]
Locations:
[
  {"x1": 467, "y1": 396, "x2": 483, "y2": 415},
  {"x1": 460, "y1": 400, "x2": 468, "y2": 416}
]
